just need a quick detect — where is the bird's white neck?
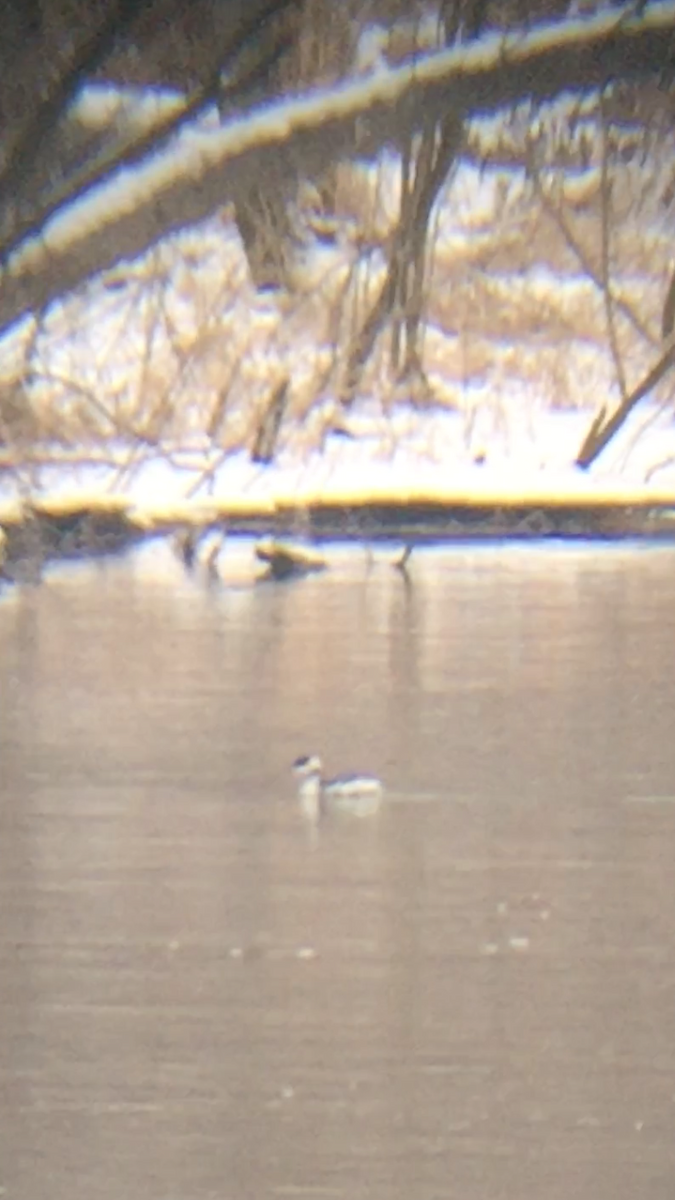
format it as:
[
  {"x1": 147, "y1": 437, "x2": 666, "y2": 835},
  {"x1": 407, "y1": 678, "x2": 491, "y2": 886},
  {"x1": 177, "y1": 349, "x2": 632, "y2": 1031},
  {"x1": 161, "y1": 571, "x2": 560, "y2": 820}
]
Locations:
[{"x1": 297, "y1": 771, "x2": 322, "y2": 820}]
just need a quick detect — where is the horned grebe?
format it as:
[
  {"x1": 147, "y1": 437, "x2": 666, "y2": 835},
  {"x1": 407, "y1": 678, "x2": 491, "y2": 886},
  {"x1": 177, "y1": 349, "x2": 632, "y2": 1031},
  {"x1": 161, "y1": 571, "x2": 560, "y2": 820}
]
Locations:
[{"x1": 292, "y1": 754, "x2": 383, "y2": 819}]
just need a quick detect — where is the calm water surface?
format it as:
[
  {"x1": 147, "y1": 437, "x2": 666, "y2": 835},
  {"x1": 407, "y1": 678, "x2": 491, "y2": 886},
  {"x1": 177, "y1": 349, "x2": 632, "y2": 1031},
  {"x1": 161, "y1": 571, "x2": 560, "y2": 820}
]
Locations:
[{"x1": 1, "y1": 542, "x2": 675, "y2": 1200}]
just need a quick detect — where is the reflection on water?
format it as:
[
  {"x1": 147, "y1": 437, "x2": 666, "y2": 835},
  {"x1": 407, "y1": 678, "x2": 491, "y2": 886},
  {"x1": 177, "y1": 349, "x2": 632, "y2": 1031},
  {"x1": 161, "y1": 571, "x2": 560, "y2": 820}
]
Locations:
[{"x1": 2, "y1": 542, "x2": 675, "y2": 1200}]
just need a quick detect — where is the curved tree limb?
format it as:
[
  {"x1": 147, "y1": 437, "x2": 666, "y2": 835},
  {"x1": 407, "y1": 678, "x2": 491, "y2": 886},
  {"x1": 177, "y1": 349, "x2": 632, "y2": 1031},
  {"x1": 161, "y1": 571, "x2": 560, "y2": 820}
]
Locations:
[{"x1": 1, "y1": 3, "x2": 674, "y2": 338}]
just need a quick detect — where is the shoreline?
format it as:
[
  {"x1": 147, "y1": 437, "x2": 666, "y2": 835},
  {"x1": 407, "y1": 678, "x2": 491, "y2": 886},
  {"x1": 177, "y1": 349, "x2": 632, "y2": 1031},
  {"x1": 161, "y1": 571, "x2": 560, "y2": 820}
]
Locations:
[{"x1": 2, "y1": 494, "x2": 675, "y2": 582}]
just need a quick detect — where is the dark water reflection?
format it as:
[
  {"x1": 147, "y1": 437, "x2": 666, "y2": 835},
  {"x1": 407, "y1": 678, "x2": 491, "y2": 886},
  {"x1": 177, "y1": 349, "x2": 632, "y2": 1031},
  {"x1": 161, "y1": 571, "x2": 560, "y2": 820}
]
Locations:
[{"x1": 2, "y1": 543, "x2": 675, "y2": 1200}]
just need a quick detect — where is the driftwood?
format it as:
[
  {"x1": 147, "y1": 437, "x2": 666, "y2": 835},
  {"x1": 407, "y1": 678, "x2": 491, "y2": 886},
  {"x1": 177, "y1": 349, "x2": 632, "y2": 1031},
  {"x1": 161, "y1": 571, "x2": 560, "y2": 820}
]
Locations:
[
  {"x1": 172, "y1": 525, "x2": 226, "y2": 577},
  {"x1": 255, "y1": 539, "x2": 325, "y2": 580}
]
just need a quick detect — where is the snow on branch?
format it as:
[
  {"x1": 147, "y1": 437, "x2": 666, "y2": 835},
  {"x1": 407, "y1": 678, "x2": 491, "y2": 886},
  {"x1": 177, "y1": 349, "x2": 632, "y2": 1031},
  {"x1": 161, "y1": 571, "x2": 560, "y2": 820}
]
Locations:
[{"x1": 1, "y1": 1, "x2": 675, "y2": 338}]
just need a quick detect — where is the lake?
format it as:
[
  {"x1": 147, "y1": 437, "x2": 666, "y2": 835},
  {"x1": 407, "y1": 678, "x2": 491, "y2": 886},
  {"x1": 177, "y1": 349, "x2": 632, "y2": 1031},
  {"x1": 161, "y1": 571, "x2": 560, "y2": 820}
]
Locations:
[{"x1": 1, "y1": 540, "x2": 674, "y2": 1200}]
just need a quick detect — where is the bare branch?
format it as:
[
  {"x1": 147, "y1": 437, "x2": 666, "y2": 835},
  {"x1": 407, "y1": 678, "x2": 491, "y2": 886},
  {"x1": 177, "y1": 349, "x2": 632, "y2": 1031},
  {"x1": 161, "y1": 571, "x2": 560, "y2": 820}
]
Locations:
[
  {"x1": 598, "y1": 93, "x2": 628, "y2": 400},
  {"x1": 576, "y1": 341, "x2": 675, "y2": 468},
  {"x1": 1, "y1": 4, "x2": 674, "y2": 338}
]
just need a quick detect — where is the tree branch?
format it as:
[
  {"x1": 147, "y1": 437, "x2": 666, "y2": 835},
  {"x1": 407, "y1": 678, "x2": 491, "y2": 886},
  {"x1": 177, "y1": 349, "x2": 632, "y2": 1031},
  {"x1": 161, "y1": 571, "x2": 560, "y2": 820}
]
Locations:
[
  {"x1": 1, "y1": 3, "x2": 674, "y2": 338},
  {"x1": 575, "y1": 341, "x2": 675, "y2": 469}
]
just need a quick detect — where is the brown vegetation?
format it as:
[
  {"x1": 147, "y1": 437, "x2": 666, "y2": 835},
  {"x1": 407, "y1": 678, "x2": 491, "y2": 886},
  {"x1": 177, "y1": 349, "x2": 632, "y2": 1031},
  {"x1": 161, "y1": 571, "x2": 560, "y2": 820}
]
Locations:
[{"x1": 1, "y1": 2, "x2": 675, "y2": 477}]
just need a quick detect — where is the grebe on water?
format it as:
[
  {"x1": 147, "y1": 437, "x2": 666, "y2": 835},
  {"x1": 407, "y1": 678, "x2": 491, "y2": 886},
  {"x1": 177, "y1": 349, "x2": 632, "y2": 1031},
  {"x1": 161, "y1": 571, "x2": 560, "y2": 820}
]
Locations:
[{"x1": 292, "y1": 754, "x2": 384, "y2": 819}]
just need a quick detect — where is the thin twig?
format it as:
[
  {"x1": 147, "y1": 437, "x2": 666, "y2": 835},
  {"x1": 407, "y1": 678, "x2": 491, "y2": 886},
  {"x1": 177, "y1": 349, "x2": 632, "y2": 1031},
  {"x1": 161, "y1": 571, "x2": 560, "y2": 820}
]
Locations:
[
  {"x1": 598, "y1": 92, "x2": 628, "y2": 400},
  {"x1": 532, "y1": 170, "x2": 655, "y2": 346}
]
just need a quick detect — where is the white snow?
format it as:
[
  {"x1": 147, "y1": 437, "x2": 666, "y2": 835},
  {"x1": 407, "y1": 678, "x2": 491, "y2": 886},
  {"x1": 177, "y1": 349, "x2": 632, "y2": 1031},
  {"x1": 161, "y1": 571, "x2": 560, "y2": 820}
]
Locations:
[
  {"x1": 2, "y1": 397, "x2": 675, "y2": 530},
  {"x1": 3, "y1": 9, "x2": 675, "y2": 526},
  {"x1": 7, "y1": 2, "x2": 675, "y2": 288}
]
